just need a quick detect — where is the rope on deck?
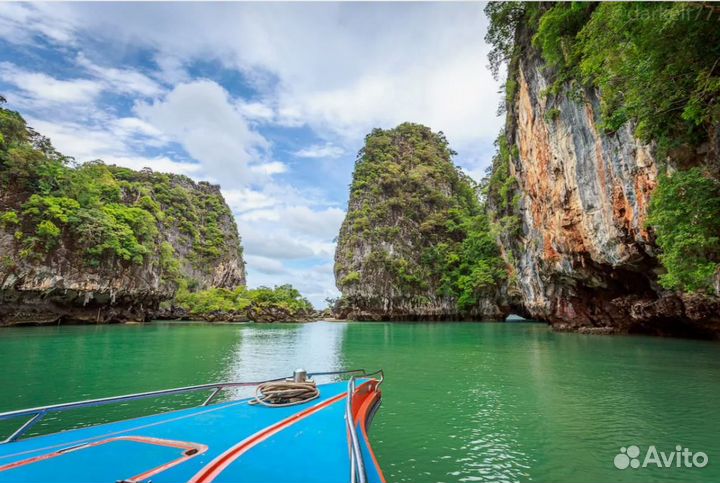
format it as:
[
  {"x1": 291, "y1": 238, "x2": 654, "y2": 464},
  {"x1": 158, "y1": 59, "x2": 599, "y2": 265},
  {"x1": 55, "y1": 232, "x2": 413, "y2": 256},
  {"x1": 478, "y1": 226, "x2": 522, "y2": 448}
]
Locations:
[{"x1": 249, "y1": 381, "x2": 320, "y2": 407}]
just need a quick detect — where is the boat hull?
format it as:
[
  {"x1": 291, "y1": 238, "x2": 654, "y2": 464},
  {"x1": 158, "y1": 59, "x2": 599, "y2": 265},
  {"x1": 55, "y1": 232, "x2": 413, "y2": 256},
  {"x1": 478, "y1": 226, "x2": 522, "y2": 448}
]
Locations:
[{"x1": 0, "y1": 379, "x2": 385, "y2": 483}]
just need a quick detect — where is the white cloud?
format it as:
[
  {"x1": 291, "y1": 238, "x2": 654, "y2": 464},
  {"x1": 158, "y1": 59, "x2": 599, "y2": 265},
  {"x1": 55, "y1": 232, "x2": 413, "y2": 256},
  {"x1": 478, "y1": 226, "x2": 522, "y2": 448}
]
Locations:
[
  {"x1": 226, "y1": 183, "x2": 344, "y2": 303},
  {"x1": 0, "y1": 62, "x2": 104, "y2": 105},
  {"x1": 244, "y1": 255, "x2": 287, "y2": 275},
  {"x1": 2, "y1": 3, "x2": 502, "y2": 151},
  {"x1": 238, "y1": 205, "x2": 344, "y2": 239},
  {"x1": 242, "y1": 229, "x2": 317, "y2": 260},
  {"x1": 0, "y1": 57, "x2": 162, "y2": 111},
  {"x1": 134, "y1": 80, "x2": 272, "y2": 186},
  {"x1": 0, "y1": 3, "x2": 77, "y2": 45},
  {"x1": 0, "y1": 63, "x2": 284, "y2": 188},
  {"x1": 237, "y1": 201, "x2": 338, "y2": 261},
  {"x1": 294, "y1": 143, "x2": 345, "y2": 159},
  {"x1": 76, "y1": 53, "x2": 163, "y2": 97},
  {"x1": 110, "y1": 117, "x2": 167, "y2": 141},
  {"x1": 152, "y1": 54, "x2": 190, "y2": 85},
  {"x1": 223, "y1": 188, "x2": 278, "y2": 213},
  {"x1": 249, "y1": 161, "x2": 287, "y2": 176},
  {"x1": 26, "y1": 118, "x2": 131, "y2": 161},
  {"x1": 103, "y1": 155, "x2": 201, "y2": 176},
  {"x1": 278, "y1": 49, "x2": 501, "y2": 147},
  {"x1": 283, "y1": 206, "x2": 345, "y2": 239},
  {"x1": 236, "y1": 100, "x2": 275, "y2": 122},
  {"x1": 27, "y1": 117, "x2": 199, "y2": 176}
]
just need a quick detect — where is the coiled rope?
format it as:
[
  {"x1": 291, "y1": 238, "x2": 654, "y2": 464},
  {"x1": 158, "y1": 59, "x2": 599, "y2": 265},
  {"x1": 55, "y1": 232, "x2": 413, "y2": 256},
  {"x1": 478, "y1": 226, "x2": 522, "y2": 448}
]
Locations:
[{"x1": 249, "y1": 380, "x2": 320, "y2": 407}]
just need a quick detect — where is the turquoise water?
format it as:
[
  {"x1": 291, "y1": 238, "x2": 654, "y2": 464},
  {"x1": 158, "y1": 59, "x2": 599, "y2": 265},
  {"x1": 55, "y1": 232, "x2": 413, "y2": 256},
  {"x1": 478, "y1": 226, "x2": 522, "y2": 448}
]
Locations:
[{"x1": 0, "y1": 321, "x2": 718, "y2": 482}]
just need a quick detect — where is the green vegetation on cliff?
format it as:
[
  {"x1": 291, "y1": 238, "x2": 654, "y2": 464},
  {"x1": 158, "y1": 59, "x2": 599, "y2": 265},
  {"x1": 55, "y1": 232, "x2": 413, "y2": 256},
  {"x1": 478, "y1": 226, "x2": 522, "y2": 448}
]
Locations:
[
  {"x1": 0, "y1": 102, "x2": 239, "y2": 287},
  {"x1": 535, "y1": 2, "x2": 720, "y2": 152},
  {"x1": 335, "y1": 123, "x2": 506, "y2": 314},
  {"x1": 487, "y1": 2, "x2": 720, "y2": 152},
  {"x1": 175, "y1": 284, "x2": 313, "y2": 320},
  {"x1": 485, "y1": 2, "x2": 720, "y2": 295},
  {"x1": 648, "y1": 169, "x2": 720, "y2": 293},
  {"x1": 483, "y1": 134, "x2": 522, "y2": 292},
  {"x1": 485, "y1": 135, "x2": 521, "y2": 238}
]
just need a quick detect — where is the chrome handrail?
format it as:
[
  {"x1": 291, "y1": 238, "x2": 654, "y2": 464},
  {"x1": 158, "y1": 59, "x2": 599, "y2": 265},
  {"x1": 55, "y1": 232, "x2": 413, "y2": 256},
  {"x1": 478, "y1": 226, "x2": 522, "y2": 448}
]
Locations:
[
  {"x1": 346, "y1": 369, "x2": 384, "y2": 483},
  {"x1": 0, "y1": 368, "x2": 368, "y2": 444},
  {"x1": 346, "y1": 377, "x2": 366, "y2": 483}
]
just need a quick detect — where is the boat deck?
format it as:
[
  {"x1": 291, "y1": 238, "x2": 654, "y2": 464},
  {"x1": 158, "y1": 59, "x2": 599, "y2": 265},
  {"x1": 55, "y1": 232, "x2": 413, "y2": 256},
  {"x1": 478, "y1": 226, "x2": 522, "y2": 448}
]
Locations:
[{"x1": 0, "y1": 379, "x2": 384, "y2": 483}]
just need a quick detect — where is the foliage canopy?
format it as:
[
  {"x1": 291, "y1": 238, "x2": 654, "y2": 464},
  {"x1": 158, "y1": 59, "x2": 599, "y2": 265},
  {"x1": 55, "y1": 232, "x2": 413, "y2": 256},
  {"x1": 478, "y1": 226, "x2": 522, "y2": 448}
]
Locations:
[
  {"x1": 175, "y1": 284, "x2": 313, "y2": 318},
  {"x1": 648, "y1": 169, "x2": 720, "y2": 292}
]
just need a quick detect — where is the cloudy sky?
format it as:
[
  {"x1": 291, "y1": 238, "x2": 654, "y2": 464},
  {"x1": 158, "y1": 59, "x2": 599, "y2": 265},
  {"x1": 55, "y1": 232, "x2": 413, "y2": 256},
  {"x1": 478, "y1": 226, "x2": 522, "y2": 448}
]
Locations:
[{"x1": 0, "y1": 2, "x2": 503, "y2": 307}]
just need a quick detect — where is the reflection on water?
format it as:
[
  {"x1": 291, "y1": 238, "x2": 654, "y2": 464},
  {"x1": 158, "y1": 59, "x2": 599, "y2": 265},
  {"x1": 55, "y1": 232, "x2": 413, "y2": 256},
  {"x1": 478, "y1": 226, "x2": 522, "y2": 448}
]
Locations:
[
  {"x1": 1, "y1": 321, "x2": 719, "y2": 483},
  {"x1": 221, "y1": 322, "x2": 348, "y2": 399},
  {"x1": 0, "y1": 322, "x2": 350, "y2": 436},
  {"x1": 340, "y1": 322, "x2": 720, "y2": 483}
]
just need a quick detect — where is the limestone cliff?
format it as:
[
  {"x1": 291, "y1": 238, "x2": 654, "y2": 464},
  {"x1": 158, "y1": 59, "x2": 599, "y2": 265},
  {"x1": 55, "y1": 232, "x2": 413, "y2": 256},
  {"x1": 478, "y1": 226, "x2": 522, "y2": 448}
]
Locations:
[
  {"x1": 334, "y1": 123, "x2": 508, "y2": 320},
  {"x1": 487, "y1": 3, "x2": 720, "y2": 338},
  {"x1": 0, "y1": 105, "x2": 245, "y2": 325},
  {"x1": 335, "y1": 4, "x2": 720, "y2": 337}
]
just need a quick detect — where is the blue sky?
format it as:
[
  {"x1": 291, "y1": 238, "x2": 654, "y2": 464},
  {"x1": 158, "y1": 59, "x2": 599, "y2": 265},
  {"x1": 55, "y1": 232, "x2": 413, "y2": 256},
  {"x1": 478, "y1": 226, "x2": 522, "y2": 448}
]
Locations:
[{"x1": 0, "y1": 2, "x2": 503, "y2": 307}]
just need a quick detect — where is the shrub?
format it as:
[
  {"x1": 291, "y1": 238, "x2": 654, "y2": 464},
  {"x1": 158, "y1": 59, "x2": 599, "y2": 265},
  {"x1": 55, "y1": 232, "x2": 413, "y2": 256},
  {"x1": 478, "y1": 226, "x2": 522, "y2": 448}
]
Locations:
[
  {"x1": 0, "y1": 210, "x2": 19, "y2": 226},
  {"x1": 340, "y1": 271, "x2": 361, "y2": 286},
  {"x1": 176, "y1": 284, "x2": 313, "y2": 316},
  {"x1": 647, "y1": 168, "x2": 720, "y2": 292},
  {"x1": 35, "y1": 220, "x2": 61, "y2": 249}
]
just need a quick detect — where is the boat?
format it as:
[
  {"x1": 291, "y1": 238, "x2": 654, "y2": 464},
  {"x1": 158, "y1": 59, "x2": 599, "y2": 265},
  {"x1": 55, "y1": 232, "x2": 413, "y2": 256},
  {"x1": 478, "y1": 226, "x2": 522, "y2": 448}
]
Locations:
[{"x1": 0, "y1": 369, "x2": 385, "y2": 483}]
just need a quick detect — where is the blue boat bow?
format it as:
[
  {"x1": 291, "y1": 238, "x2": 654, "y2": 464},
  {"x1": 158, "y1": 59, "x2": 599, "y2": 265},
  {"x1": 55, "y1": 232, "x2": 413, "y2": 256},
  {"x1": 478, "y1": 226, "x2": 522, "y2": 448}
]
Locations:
[{"x1": 0, "y1": 369, "x2": 386, "y2": 483}]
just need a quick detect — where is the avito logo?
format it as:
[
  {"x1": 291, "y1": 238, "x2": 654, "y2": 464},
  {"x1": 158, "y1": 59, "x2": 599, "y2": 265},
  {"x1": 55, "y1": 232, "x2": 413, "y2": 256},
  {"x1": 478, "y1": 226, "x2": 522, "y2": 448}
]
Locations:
[{"x1": 614, "y1": 445, "x2": 708, "y2": 470}]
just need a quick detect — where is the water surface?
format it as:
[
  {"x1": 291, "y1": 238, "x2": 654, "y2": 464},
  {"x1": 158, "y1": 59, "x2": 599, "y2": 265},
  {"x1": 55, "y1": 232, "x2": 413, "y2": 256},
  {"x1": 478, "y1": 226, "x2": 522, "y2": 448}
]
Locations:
[{"x1": 1, "y1": 321, "x2": 718, "y2": 482}]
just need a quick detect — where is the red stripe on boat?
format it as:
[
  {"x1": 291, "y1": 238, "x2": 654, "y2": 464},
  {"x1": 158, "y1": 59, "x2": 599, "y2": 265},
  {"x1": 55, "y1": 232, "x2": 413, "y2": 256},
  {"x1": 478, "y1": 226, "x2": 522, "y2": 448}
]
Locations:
[
  {"x1": 354, "y1": 381, "x2": 387, "y2": 483},
  {"x1": 0, "y1": 436, "x2": 207, "y2": 481},
  {"x1": 189, "y1": 391, "x2": 350, "y2": 483}
]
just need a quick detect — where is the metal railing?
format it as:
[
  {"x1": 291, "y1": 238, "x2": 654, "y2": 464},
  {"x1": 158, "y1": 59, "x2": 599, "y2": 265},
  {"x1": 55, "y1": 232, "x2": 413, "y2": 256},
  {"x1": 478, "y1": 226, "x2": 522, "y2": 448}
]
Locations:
[
  {"x1": 346, "y1": 369, "x2": 384, "y2": 483},
  {"x1": 0, "y1": 369, "x2": 368, "y2": 444}
]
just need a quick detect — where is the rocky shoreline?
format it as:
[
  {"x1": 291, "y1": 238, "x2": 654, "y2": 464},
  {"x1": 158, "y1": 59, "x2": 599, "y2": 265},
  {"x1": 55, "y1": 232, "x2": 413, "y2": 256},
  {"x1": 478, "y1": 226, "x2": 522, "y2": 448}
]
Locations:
[
  {"x1": 4, "y1": 305, "x2": 720, "y2": 341},
  {"x1": 0, "y1": 310, "x2": 325, "y2": 326},
  {"x1": 0, "y1": 300, "x2": 329, "y2": 326},
  {"x1": 153, "y1": 304, "x2": 325, "y2": 324}
]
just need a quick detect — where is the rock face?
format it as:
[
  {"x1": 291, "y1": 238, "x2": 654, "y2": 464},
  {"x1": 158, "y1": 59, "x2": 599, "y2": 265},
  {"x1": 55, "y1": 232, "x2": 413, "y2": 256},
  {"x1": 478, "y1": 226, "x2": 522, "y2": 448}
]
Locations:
[
  {"x1": 0, "y1": 173, "x2": 245, "y2": 325},
  {"x1": 146, "y1": 176, "x2": 246, "y2": 292},
  {"x1": 334, "y1": 123, "x2": 508, "y2": 321},
  {"x1": 493, "y1": 43, "x2": 720, "y2": 337},
  {"x1": 156, "y1": 304, "x2": 318, "y2": 324},
  {"x1": 0, "y1": 107, "x2": 245, "y2": 325}
]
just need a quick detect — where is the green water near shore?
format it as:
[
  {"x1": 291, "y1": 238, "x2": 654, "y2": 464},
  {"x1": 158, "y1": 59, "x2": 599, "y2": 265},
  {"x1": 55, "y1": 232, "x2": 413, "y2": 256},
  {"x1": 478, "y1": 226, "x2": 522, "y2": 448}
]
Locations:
[{"x1": 1, "y1": 321, "x2": 718, "y2": 482}]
